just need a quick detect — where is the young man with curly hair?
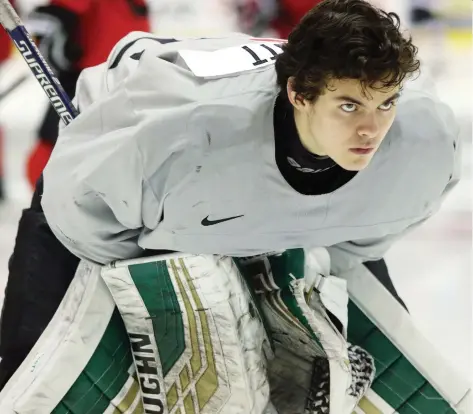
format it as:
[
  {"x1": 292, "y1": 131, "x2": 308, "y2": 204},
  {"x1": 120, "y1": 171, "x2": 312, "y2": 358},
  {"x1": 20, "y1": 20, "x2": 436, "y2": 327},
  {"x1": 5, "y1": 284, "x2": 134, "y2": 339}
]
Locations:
[{"x1": 0, "y1": 0, "x2": 459, "y2": 401}]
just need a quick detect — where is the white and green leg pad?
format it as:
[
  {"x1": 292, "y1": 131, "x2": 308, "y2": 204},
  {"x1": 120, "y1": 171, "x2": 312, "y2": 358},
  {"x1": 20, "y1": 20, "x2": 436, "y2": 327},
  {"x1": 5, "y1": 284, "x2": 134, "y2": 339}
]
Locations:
[
  {"x1": 101, "y1": 254, "x2": 273, "y2": 414},
  {"x1": 0, "y1": 250, "x2": 469, "y2": 414}
]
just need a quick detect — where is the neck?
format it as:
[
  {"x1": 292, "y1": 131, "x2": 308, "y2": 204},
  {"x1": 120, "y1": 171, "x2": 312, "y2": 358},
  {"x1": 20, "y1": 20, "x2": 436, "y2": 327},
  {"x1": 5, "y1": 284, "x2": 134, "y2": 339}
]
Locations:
[{"x1": 292, "y1": 107, "x2": 327, "y2": 157}]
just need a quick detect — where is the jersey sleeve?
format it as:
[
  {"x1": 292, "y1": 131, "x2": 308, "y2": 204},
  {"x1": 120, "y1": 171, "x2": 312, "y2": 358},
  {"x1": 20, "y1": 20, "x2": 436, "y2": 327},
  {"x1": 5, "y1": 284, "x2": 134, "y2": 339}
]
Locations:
[
  {"x1": 326, "y1": 217, "x2": 430, "y2": 275},
  {"x1": 41, "y1": 33, "x2": 194, "y2": 264},
  {"x1": 42, "y1": 79, "x2": 145, "y2": 264}
]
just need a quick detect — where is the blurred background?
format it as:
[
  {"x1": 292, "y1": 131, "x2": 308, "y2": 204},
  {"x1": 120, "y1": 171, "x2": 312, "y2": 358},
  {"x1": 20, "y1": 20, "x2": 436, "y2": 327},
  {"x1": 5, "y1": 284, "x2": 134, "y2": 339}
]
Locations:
[{"x1": 0, "y1": 0, "x2": 470, "y2": 381}]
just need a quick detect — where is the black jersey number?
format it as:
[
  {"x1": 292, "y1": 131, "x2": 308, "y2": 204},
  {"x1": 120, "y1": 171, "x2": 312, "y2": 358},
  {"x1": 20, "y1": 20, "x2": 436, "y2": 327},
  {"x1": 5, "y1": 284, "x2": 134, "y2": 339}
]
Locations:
[
  {"x1": 111, "y1": 38, "x2": 283, "y2": 73},
  {"x1": 241, "y1": 43, "x2": 284, "y2": 66}
]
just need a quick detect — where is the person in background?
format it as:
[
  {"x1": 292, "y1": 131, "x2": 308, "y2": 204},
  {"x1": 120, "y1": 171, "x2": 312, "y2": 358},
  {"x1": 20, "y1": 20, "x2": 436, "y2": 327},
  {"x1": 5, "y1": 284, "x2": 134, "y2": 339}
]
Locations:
[{"x1": 25, "y1": 0, "x2": 151, "y2": 189}]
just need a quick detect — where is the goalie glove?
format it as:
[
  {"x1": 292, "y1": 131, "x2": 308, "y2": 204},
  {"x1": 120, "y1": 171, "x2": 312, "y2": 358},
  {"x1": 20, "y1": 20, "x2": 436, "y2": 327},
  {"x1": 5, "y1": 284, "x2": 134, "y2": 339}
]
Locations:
[{"x1": 26, "y1": 5, "x2": 82, "y2": 74}]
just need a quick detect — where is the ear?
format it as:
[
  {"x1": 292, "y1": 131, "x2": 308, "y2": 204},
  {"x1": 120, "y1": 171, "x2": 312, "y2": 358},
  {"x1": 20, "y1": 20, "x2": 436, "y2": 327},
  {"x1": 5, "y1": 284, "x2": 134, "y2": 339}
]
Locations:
[{"x1": 286, "y1": 77, "x2": 307, "y2": 111}]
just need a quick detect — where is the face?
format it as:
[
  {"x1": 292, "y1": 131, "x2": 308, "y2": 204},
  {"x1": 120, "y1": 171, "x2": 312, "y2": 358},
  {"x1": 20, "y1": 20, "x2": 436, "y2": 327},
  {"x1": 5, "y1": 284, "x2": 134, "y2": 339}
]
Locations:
[{"x1": 287, "y1": 77, "x2": 401, "y2": 171}]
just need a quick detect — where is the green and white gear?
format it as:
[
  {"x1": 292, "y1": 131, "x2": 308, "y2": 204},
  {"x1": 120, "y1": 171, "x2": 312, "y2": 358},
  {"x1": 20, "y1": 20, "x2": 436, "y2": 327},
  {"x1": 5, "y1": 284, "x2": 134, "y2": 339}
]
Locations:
[{"x1": 0, "y1": 252, "x2": 469, "y2": 413}]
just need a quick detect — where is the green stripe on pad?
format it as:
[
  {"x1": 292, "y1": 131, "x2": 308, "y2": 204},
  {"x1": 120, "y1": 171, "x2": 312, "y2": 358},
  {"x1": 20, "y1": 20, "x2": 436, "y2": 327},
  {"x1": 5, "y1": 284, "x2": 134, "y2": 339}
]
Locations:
[
  {"x1": 397, "y1": 383, "x2": 457, "y2": 414},
  {"x1": 52, "y1": 309, "x2": 134, "y2": 414},
  {"x1": 267, "y1": 249, "x2": 305, "y2": 286},
  {"x1": 347, "y1": 301, "x2": 379, "y2": 344},
  {"x1": 128, "y1": 261, "x2": 185, "y2": 376},
  {"x1": 347, "y1": 301, "x2": 453, "y2": 413}
]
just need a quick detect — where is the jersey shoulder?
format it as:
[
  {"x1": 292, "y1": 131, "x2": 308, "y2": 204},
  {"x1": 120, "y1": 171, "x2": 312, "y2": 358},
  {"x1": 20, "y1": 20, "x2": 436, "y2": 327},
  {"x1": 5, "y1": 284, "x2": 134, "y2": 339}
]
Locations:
[
  {"x1": 390, "y1": 75, "x2": 458, "y2": 153},
  {"x1": 384, "y1": 74, "x2": 459, "y2": 198},
  {"x1": 100, "y1": 32, "x2": 283, "y2": 129},
  {"x1": 104, "y1": 31, "x2": 285, "y2": 97}
]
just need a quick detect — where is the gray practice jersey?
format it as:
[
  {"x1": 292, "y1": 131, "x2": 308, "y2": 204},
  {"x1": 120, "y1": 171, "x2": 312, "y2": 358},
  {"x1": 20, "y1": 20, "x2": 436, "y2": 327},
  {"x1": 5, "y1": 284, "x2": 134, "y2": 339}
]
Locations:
[{"x1": 41, "y1": 32, "x2": 461, "y2": 273}]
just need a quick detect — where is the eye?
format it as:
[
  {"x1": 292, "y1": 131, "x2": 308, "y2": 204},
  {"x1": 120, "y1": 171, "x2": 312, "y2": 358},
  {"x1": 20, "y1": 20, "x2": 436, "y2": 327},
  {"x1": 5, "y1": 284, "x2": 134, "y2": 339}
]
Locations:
[
  {"x1": 378, "y1": 100, "x2": 397, "y2": 111},
  {"x1": 340, "y1": 103, "x2": 357, "y2": 113}
]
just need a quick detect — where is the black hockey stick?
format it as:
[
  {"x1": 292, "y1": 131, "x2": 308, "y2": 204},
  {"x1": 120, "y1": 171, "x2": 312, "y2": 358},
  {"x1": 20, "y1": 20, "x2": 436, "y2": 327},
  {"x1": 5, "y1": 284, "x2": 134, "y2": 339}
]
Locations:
[{"x1": 0, "y1": 0, "x2": 78, "y2": 123}]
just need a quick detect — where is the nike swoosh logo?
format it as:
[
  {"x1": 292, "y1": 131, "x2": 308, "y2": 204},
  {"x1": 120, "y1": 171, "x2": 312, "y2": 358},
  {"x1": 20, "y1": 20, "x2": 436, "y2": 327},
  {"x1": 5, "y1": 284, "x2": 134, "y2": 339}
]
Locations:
[{"x1": 201, "y1": 215, "x2": 244, "y2": 226}]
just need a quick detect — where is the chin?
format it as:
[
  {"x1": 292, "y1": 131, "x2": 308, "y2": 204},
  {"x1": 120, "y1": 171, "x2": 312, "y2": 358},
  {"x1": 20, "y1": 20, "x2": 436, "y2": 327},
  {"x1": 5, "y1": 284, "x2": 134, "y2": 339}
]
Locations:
[
  {"x1": 343, "y1": 164, "x2": 366, "y2": 172},
  {"x1": 337, "y1": 156, "x2": 372, "y2": 171}
]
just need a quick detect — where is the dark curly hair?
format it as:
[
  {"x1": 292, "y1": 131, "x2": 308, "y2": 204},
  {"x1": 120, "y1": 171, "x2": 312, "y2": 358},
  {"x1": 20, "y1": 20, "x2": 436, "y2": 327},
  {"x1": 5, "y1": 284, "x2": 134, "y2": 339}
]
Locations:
[{"x1": 275, "y1": 0, "x2": 420, "y2": 102}]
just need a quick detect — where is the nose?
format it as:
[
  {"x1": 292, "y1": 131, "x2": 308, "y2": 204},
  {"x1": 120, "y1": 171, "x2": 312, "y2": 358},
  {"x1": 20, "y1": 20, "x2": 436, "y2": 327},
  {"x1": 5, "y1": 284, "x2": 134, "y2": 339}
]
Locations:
[{"x1": 357, "y1": 114, "x2": 379, "y2": 139}]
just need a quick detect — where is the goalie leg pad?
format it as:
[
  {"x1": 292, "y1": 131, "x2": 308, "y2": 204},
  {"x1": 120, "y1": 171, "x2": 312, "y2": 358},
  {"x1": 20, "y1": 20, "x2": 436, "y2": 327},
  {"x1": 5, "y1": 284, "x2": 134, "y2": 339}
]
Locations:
[{"x1": 101, "y1": 254, "x2": 273, "y2": 414}]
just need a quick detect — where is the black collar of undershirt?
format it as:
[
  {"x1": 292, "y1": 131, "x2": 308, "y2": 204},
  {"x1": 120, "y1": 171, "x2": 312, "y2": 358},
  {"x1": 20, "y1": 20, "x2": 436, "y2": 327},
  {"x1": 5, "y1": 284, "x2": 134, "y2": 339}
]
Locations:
[{"x1": 273, "y1": 94, "x2": 358, "y2": 195}]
